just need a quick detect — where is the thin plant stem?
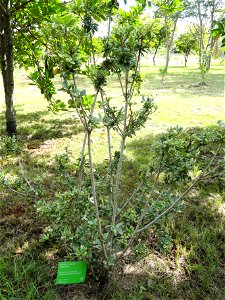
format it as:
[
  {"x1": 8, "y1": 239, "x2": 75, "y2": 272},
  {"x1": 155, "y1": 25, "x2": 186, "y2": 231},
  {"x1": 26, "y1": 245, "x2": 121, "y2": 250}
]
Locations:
[
  {"x1": 89, "y1": 32, "x2": 96, "y2": 67},
  {"x1": 110, "y1": 49, "x2": 143, "y2": 250},
  {"x1": 100, "y1": 93, "x2": 114, "y2": 255},
  {"x1": 78, "y1": 20, "x2": 99, "y2": 185},
  {"x1": 78, "y1": 90, "x2": 99, "y2": 187},
  {"x1": 110, "y1": 70, "x2": 129, "y2": 253},
  {"x1": 18, "y1": 157, "x2": 36, "y2": 193},
  {"x1": 4, "y1": 187, "x2": 34, "y2": 197},
  {"x1": 87, "y1": 131, "x2": 108, "y2": 261},
  {"x1": 117, "y1": 73, "x2": 125, "y2": 96},
  {"x1": 107, "y1": 9, "x2": 112, "y2": 37}
]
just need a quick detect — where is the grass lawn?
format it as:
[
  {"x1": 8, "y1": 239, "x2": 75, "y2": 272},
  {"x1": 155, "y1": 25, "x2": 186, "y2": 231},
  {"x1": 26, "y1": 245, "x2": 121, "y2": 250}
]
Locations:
[{"x1": 0, "y1": 57, "x2": 225, "y2": 299}]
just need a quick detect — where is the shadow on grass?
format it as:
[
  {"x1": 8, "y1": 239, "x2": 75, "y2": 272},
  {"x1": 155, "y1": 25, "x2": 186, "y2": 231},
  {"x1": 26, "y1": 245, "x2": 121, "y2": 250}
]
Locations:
[
  {"x1": 0, "y1": 106, "x2": 84, "y2": 147},
  {"x1": 112, "y1": 185, "x2": 225, "y2": 299},
  {"x1": 143, "y1": 68, "x2": 224, "y2": 97}
]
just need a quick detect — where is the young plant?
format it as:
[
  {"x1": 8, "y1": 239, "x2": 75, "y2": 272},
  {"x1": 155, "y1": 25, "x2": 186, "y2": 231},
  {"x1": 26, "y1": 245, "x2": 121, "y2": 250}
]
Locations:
[{"x1": 28, "y1": 1, "x2": 225, "y2": 288}]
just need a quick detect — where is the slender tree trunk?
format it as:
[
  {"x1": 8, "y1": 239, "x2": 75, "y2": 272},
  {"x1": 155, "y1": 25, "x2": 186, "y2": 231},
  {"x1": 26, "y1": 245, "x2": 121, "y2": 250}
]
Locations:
[
  {"x1": 87, "y1": 130, "x2": 107, "y2": 262},
  {"x1": 205, "y1": 0, "x2": 216, "y2": 70},
  {"x1": 153, "y1": 44, "x2": 159, "y2": 66},
  {"x1": 164, "y1": 15, "x2": 169, "y2": 73},
  {"x1": 206, "y1": 38, "x2": 215, "y2": 70},
  {"x1": 184, "y1": 50, "x2": 189, "y2": 67},
  {"x1": 184, "y1": 55, "x2": 187, "y2": 67},
  {"x1": 197, "y1": 0, "x2": 207, "y2": 83},
  {"x1": 164, "y1": 16, "x2": 178, "y2": 73},
  {"x1": 0, "y1": 1, "x2": 16, "y2": 135}
]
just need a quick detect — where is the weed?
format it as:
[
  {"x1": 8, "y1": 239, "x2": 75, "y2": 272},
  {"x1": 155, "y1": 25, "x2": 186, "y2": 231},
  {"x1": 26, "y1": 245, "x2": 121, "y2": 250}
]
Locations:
[{"x1": 0, "y1": 135, "x2": 21, "y2": 156}]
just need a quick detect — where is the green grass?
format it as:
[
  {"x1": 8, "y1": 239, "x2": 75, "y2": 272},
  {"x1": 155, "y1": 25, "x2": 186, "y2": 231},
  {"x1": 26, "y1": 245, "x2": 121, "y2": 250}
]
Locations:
[
  {"x1": 0, "y1": 58, "x2": 225, "y2": 299},
  {"x1": 0, "y1": 254, "x2": 60, "y2": 300}
]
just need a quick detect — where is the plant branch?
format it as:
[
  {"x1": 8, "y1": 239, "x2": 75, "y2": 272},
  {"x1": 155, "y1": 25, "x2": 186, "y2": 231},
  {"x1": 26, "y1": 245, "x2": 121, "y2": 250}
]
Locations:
[
  {"x1": 3, "y1": 186, "x2": 34, "y2": 197},
  {"x1": 87, "y1": 132, "x2": 108, "y2": 261},
  {"x1": 113, "y1": 70, "x2": 129, "y2": 214},
  {"x1": 117, "y1": 73, "x2": 125, "y2": 97},
  {"x1": 117, "y1": 144, "x2": 221, "y2": 262},
  {"x1": 136, "y1": 144, "x2": 222, "y2": 233},
  {"x1": 12, "y1": 0, "x2": 33, "y2": 13},
  {"x1": 78, "y1": 90, "x2": 99, "y2": 188},
  {"x1": 115, "y1": 164, "x2": 162, "y2": 262},
  {"x1": 118, "y1": 168, "x2": 153, "y2": 214},
  {"x1": 18, "y1": 157, "x2": 36, "y2": 193},
  {"x1": 0, "y1": 3, "x2": 7, "y2": 15},
  {"x1": 110, "y1": 70, "x2": 129, "y2": 253}
]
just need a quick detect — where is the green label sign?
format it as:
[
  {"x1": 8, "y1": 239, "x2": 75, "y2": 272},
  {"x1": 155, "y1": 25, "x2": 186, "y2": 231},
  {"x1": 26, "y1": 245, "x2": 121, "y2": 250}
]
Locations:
[{"x1": 56, "y1": 261, "x2": 87, "y2": 284}]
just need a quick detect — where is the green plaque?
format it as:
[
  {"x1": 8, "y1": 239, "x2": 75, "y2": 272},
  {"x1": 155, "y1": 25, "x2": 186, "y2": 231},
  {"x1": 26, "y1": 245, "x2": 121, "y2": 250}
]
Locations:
[{"x1": 56, "y1": 261, "x2": 87, "y2": 284}]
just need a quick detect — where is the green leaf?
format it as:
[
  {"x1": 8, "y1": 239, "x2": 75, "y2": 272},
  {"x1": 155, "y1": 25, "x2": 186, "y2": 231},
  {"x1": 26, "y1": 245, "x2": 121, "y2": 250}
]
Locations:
[
  {"x1": 68, "y1": 99, "x2": 75, "y2": 108},
  {"x1": 211, "y1": 28, "x2": 220, "y2": 37},
  {"x1": 63, "y1": 14, "x2": 77, "y2": 26},
  {"x1": 217, "y1": 120, "x2": 225, "y2": 129},
  {"x1": 80, "y1": 90, "x2": 86, "y2": 97}
]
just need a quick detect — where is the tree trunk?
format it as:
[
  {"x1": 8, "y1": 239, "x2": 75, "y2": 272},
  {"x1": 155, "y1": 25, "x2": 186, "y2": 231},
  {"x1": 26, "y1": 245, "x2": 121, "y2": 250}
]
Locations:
[
  {"x1": 153, "y1": 44, "x2": 159, "y2": 66},
  {"x1": 164, "y1": 16, "x2": 178, "y2": 73},
  {"x1": 197, "y1": 0, "x2": 206, "y2": 83},
  {"x1": 0, "y1": 1, "x2": 16, "y2": 136},
  {"x1": 184, "y1": 55, "x2": 187, "y2": 67},
  {"x1": 205, "y1": 0, "x2": 216, "y2": 70},
  {"x1": 184, "y1": 49, "x2": 190, "y2": 67}
]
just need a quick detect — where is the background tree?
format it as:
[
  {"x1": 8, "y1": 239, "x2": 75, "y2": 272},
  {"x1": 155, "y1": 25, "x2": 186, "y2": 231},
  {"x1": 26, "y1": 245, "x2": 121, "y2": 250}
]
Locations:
[
  {"x1": 174, "y1": 31, "x2": 198, "y2": 66},
  {"x1": 0, "y1": 0, "x2": 62, "y2": 136},
  {"x1": 184, "y1": 0, "x2": 223, "y2": 83},
  {"x1": 212, "y1": 16, "x2": 225, "y2": 52},
  {"x1": 149, "y1": 18, "x2": 167, "y2": 66},
  {"x1": 152, "y1": 0, "x2": 184, "y2": 75},
  {"x1": 0, "y1": 0, "x2": 17, "y2": 136}
]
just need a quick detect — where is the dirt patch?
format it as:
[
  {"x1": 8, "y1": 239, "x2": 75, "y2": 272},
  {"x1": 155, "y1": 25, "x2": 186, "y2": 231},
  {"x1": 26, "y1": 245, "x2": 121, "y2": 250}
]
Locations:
[{"x1": 4, "y1": 204, "x2": 27, "y2": 217}]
